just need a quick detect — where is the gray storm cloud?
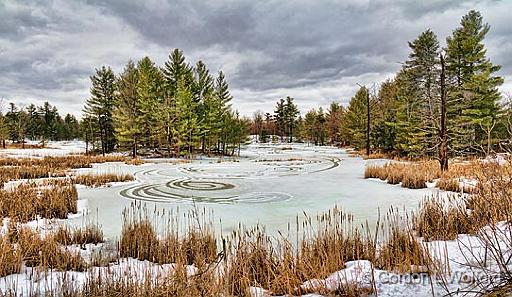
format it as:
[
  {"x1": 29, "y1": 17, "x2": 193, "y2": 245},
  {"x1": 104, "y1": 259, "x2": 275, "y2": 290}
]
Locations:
[{"x1": 0, "y1": 0, "x2": 510, "y2": 116}]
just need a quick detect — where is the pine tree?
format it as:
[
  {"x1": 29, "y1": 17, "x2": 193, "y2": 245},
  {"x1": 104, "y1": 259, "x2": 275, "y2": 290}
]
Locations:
[
  {"x1": 446, "y1": 10, "x2": 503, "y2": 154},
  {"x1": 137, "y1": 57, "x2": 164, "y2": 150},
  {"x1": 274, "y1": 98, "x2": 286, "y2": 141},
  {"x1": 194, "y1": 61, "x2": 214, "y2": 152},
  {"x1": 283, "y1": 96, "x2": 299, "y2": 142},
  {"x1": 175, "y1": 78, "x2": 199, "y2": 157},
  {"x1": 404, "y1": 29, "x2": 441, "y2": 154},
  {"x1": 341, "y1": 87, "x2": 369, "y2": 150},
  {"x1": 84, "y1": 66, "x2": 116, "y2": 155},
  {"x1": 114, "y1": 60, "x2": 140, "y2": 157},
  {"x1": 161, "y1": 49, "x2": 193, "y2": 153},
  {"x1": 214, "y1": 71, "x2": 233, "y2": 152}
]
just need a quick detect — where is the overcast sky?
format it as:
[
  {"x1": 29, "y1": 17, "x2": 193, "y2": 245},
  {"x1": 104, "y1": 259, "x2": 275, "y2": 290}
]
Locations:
[{"x1": 1, "y1": 0, "x2": 511, "y2": 117}]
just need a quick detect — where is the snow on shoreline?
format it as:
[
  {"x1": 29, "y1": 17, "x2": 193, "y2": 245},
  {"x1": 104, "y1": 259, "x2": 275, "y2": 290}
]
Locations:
[{"x1": 0, "y1": 141, "x2": 510, "y2": 296}]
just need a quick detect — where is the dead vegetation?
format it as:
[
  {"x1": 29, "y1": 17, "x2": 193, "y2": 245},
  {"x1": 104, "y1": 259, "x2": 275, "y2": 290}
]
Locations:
[
  {"x1": 0, "y1": 155, "x2": 140, "y2": 186},
  {"x1": 53, "y1": 224, "x2": 104, "y2": 246},
  {"x1": 414, "y1": 162, "x2": 512, "y2": 241},
  {"x1": 364, "y1": 159, "x2": 489, "y2": 191},
  {"x1": 5, "y1": 227, "x2": 86, "y2": 272},
  {"x1": 0, "y1": 182, "x2": 77, "y2": 222},
  {"x1": 73, "y1": 173, "x2": 134, "y2": 187}
]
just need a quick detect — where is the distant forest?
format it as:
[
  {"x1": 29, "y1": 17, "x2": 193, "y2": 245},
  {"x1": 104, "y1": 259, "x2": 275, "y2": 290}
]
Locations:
[
  {"x1": 0, "y1": 101, "x2": 79, "y2": 148},
  {"x1": 250, "y1": 10, "x2": 511, "y2": 161},
  {"x1": 0, "y1": 10, "x2": 510, "y2": 161}
]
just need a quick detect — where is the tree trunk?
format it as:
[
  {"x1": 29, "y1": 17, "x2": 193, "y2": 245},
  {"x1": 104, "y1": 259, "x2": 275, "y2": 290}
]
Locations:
[{"x1": 439, "y1": 54, "x2": 449, "y2": 172}]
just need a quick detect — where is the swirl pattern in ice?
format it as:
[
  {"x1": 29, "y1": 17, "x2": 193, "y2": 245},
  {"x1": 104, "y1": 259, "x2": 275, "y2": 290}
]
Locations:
[{"x1": 119, "y1": 178, "x2": 291, "y2": 204}]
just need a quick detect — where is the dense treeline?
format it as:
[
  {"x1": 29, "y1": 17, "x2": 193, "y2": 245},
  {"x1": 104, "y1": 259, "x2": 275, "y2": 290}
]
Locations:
[
  {"x1": 0, "y1": 101, "x2": 80, "y2": 148},
  {"x1": 82, "y1": 49, "x2": 250, "y2": 157},
  {"x1": 342, "y1": 10, "x2": 509, "y2": 158},
  {"x1": 251, "y1": 10, "x2": 511, "y2": 161}
]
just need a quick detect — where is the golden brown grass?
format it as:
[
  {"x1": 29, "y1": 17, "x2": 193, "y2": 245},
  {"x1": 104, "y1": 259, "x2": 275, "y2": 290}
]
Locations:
[
  {"x1": 0, "y1": 155, "x2": 139, "y2": 186},
  {"x1": 0, "y1": 236, "x2": 22, "y2": 277},
  {"x1": 73, "y1": 173, "x2": 134, "y2": 187},
  {"x1": 365, "y1": 161, "x2": 440, "y2": 189},
  {"x1": 365, "y1": 159, "x2": 488, "y2": 191},
  {"x1": 415, "y1": 162, "x2": 512, "y2": 241},
  {"x1": 7, "y1": 227, "x2": 86, "y2": 271},
  {"x1": 53, "y1": 224, "x2": 104, "y2": 246},
  {"x1": 0, "y1": 182, "x2": 77, "y2": 222},
  {"x1": 119, "y1": 213, "x2": 217, "y2": 266},
  {"x1": 125, "y1": 158, "x2": 145, "y2": 165}
]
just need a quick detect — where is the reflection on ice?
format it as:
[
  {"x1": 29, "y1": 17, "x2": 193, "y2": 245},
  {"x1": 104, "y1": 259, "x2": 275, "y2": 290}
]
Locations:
[{"x1": 75, "y1": 143, "x2": 443, "y2": 239}]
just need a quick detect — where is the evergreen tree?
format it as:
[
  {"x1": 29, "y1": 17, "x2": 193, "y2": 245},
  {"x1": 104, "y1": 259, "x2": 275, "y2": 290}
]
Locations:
[
  {"x1": 114, "y1": 60, "x2": 141, "y2": 157},
  {"x1": 83, "y1": 66, "x2": 116, "y2": 155},
  {"x1": 446, "y1": 10, "x2": 503, "y2": 154},
  {"x1": 175, "y1": 78, "x2": 199, "y2": 156},
  {"x1": 194, "y1": 61, "x2": 214, "y2": 152},
  {"x1": 137, "y1": 57, "x2": 164, "y2": 150},
  {"x1": 161, "y1": 49, "x2": 193, "y2": 153},
  {"x1": 274, "y1": 98, "x2": 286, "y2": 141},
  {"x1": 283, "y1": 96, "x2": 299, "y2": 142},
  {"x1": 404, "y1": 29, "x2": 441, "y2": 153},
  {"x1": 341, "y1": 87, "x2": 369, "y2": 149}
]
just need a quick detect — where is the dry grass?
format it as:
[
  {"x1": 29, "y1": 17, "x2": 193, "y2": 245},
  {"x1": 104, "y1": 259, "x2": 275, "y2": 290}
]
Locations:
[
  {"x1": 53, "y1": 224, "x2": 104, "y2": 246},
  {"x1": 7, "y1": 227, "x2": 86, "y2": 271},
  {"x1": 365, "y1": 159, "x2": 488, "y2": 191},
  {"x1": 0, "y1": 182, "x2": 77, "y2": 222},
  {"x1": 365, "y1": 161, "x2": 440, "y2": 189},
  {"x1": 0, "y1": 155, "x2": 128, "y2": 168},
  {"x1": 415, "y1": 163, "x2": 512, "y2": 241},
  {"x1": 73, "y1": 173, "x2": 134, "y2": 187},
  {"x1": 119, "y1": 211, "x2": 217, "y2": 266},
  {"x1": 125, "y1": 158, "x2": 145, "y2": 165},
  {"x1": 0, "y1": 155, "x2": 138, "y2": 186},
  {"x1": 0, "y1": 236, "x2": 22, "y2": 277}
]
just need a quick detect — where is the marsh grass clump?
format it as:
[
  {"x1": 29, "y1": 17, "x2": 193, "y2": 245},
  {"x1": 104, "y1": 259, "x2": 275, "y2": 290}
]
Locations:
[
  {"x1": 119, "y1": 209, "x2": 217, "y2": 266},
  {"x1": 0, "y1": 165, "x2": 67, "y2": 184},
  {"x1": 125, "y1": 158, "x2": 145, "y2": 165},
  {"x1": 377, "y1": 227, "x2": 430, "y2": 273},
  {"x1": 221, "y1": 208, "x2": 376, "y2": 296},
  {"x1": 415, "y1": 163, "x2": 512, "y2": 241},
  {"x1": 414, "y1": 197, "x2": 473, "y2": 241},
  {"x1": 120, "y1": 219, "x2": 161, "y2": 262},
  {"x1": 0, "y1": 182, "x2": 78, "y2": 222},
  {"x1": 53, "y1": 224, "x2": 104, "y2": 246},
  {"x1": 0, "y1": 236, "x2": 22, "y2": 277},
  {"x1": 73, "y1": 173, "x2": 134, "y2": 187},
  {"x1": 12, "y1": 227, "x2": 86, "y2": 271},
  {"x1": 364, "y1": 160, "x2": 487, "y2": 191}
]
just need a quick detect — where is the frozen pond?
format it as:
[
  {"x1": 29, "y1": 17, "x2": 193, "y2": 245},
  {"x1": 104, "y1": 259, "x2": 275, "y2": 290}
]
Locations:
[{"x1": 72, "y1": 143, "x2": 442, "y2": 239}]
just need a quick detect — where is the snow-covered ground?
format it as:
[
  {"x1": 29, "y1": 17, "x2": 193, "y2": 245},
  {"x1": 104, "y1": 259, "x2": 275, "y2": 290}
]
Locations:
[
  {"x1": 0, "y1": 140, "x2": 86, "y2": 158},
  {"x1": 1, "y1": 141, "x2": 507, "y2": 296}
]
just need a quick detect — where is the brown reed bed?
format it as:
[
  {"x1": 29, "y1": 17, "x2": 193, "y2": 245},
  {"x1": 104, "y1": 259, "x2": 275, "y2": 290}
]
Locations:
[
  {"x1": 0, "y1": 182, "x2": 77, "y2": 222},
  {"x1": 364, "y1": 159, "x2": 489, "y2": 191},
  {"x1": 0, "y1": 154, "x2": 140, "y2": 186},
  {"x1": 365, "y1": 161, "x2": 440, "y2": 189},
  {"x1": 73, "y1": 173, "x2": 134, "y2": 187},
  {"x1": 414, "y1": 163, "x2": 512, "y2": 241},
  {"x1": 0, "y1": 203, "x2": 450, "y2": 296},
  {"x1": 6, "y1": 227, "x2": 86, "y2": 271},
  {"x1": 0, "y1": 155, "x2": 128, "y2": 168},
  {"x1": 119, "y1": 210, "x2": 217, "y2": 266},
  {"x1": 0, "y1": 235, "x2": 22, "y2": 277},
  {"x1": 53, "y1": 224, "x2": 104, "y2": 246}
]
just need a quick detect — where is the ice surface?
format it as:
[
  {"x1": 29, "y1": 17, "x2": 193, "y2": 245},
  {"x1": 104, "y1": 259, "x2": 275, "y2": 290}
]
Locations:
[{"x1": 69, "y1": 143, "x2": 444, "y2": 239}]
